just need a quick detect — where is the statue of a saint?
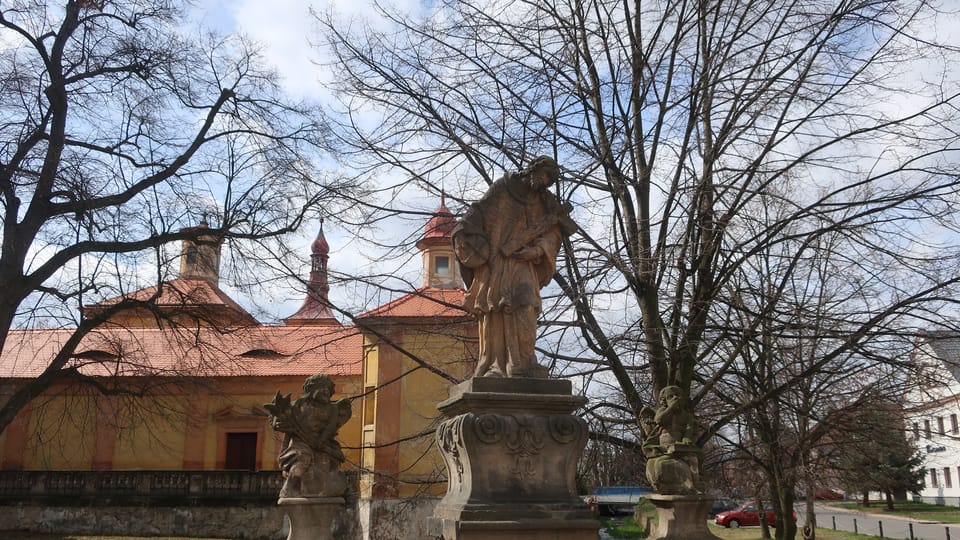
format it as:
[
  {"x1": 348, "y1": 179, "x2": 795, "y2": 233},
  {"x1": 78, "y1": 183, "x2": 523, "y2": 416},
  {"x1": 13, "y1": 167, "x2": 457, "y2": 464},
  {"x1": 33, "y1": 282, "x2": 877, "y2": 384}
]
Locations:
[
  {"x1": 453, "y1": 156, "x2": 576, "y2": 378},
  {"x1": 265, "y1": 374, "x2": 352, "y2": 498}
]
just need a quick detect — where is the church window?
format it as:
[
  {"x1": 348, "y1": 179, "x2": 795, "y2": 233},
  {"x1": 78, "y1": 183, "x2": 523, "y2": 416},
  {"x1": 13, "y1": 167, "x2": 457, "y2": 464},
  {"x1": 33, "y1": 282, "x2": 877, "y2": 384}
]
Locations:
[
  {"x1": 435, "y1": 255, "x2": 450, "y2": 275},
  {"x1": 186, "y1": 246, "x2": 198, "y2": 264}
]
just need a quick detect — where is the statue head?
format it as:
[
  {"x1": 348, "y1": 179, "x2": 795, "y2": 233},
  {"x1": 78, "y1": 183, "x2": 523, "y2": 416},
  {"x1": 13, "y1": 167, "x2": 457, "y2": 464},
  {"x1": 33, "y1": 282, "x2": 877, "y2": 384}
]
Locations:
[
  {"x1": 658, "y1": 385, "x2": 685, "y2": 408},
  {"x1": 303, "y1": 373, "x2": 335, "y2": 401},
  {"x1": 524, "y1": 156, "x2": 560, "y2": 190}
]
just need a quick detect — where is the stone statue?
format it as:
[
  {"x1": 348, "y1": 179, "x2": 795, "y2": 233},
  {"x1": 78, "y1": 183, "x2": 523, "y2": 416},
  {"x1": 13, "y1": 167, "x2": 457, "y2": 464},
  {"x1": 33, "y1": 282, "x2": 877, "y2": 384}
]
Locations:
[
  {"x1": 453, "y1": 156, "x2": 576, "y2": 378},
  {"x1": 265, "y1": 374, "x2": 352, "y2": 498},
  {"x1": 639, "y1": 385, "x2": 705, "y2": 495}
]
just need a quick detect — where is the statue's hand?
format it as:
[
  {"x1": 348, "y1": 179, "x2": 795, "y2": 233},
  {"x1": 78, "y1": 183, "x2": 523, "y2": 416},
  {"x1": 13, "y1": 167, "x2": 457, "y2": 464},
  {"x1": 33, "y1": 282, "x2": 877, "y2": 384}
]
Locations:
[{"x1": 271, "y1": 418, "x2": 292, "y2": 432}]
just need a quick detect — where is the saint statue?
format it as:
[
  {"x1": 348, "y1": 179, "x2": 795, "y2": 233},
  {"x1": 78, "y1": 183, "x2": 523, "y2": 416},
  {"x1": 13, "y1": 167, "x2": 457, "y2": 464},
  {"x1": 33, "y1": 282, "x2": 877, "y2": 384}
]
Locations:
[
  {"x1": 453, "y1": 156, "x2": 576, "y2": 378},
  {"x1": 265, "y1": 374, "x2": 352, "y2": 498}
]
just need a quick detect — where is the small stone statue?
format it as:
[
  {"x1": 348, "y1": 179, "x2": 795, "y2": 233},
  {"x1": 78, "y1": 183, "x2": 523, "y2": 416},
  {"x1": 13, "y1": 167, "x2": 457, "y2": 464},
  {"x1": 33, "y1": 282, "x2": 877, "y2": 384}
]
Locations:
[
  {"x1": 265, "y1": 374, "x2": 352, "y2": 498},
  {"x1": 639, "y1": 385, "x2": 705, "y2": 495},
  {"x1": 453, "y1": 156, "x2": 576, "y2": 378}
]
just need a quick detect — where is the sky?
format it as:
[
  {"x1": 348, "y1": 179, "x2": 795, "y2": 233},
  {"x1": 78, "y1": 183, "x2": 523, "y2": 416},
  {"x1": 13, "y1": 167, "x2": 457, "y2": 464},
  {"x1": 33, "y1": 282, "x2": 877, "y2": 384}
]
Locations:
[
  {"x1": 184, "y1": 0, "x2": 439, "y2": 323},
  {"x1": 190, "y1": 0, "x2": 423, "y2": 100}
]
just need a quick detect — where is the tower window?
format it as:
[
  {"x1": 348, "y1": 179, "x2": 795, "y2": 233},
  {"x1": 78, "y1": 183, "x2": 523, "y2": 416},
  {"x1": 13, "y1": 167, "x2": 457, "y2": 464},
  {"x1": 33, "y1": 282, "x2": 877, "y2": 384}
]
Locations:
[
  {"x1": 435, "y1": 256, "x2": 450, "y2": 275},
  {"x1": 186, "y1": 246, "x2": 198, "y2": 264}
]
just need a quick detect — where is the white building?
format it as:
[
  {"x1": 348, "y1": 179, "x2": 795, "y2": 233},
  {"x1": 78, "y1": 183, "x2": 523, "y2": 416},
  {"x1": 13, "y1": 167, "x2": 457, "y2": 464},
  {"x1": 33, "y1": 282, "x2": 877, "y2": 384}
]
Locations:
[{"x1": 905, "y1": 333, "x2": 960, "y2": 505}]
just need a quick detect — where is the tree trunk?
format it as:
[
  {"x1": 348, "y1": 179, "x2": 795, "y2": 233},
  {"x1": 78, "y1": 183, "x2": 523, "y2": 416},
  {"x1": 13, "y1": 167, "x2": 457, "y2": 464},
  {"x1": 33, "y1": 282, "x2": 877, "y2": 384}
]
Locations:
[
  {"x1": 885, "y1": 490, "x2": 895, "y2": 511},
  {"x1": 773, "y1": 486, "x2": 797, "y2": 540},
  {"x1": 804, "y1": 491, "x2": 817, "y2": 540},
  {"x1": 757, "y1": 497, "x2": 772, "y2": 540},
  {"x1": 862, "y1": 490, "x2": 870, "y2": 507}
]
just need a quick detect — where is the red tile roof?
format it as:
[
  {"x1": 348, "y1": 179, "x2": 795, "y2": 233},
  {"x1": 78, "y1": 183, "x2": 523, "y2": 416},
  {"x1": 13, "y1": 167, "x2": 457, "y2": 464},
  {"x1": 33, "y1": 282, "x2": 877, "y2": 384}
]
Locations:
[
  {"x1": 82, "y1": 278, "x2": 259, "y2": 326},
  {"x1": 357, "y1": 287, "x2": 469, "y2": 320},
  {"x1": 0, "y1": 325, "x2": 361, "y2": 379}
]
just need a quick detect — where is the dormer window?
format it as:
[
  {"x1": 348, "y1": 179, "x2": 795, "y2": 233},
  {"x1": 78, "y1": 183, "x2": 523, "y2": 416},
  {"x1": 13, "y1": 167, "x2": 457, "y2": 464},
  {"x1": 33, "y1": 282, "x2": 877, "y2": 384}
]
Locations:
[{"x1": 435, "y1": 255, "x2": 450, "y2": 276}]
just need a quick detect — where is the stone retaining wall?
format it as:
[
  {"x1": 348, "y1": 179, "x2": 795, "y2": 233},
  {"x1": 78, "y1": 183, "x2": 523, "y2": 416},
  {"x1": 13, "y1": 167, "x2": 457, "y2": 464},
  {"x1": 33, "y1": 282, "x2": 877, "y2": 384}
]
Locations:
[
  {"x1": 357, "y1": 497, "x2": 441, "y2": 540},
  {"x1": 0, "y1": 505, "x2": 291, "y2": 539}
]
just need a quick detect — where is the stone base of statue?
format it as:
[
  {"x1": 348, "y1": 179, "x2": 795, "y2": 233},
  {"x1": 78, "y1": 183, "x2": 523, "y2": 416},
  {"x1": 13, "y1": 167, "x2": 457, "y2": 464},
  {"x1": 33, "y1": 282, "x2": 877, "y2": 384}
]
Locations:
[
  {"x1": 278, "y1": 497, "x2": 345, "y2": 540},
  {"x1": 647, "y1": 494, "x2": 721, "y2": 540},
  {"x1": 431, "y1": 377, "x2": 599, "y2": 540}
]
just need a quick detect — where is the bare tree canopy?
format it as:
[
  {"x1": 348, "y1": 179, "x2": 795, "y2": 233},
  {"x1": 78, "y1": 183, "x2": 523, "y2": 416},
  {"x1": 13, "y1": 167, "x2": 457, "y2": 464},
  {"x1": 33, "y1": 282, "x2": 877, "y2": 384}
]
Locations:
[
  {"x1": 318, "y1": 0, "x2": 960, "y2": 532},
  {"x1": 0, "y1": 0, "x2": 359, "y2": 433}
]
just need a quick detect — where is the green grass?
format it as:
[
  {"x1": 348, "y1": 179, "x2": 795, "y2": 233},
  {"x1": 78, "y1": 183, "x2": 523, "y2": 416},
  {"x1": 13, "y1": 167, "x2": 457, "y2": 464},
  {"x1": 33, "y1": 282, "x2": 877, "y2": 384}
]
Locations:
[
  {"x1": 599, "y1": 519, "x2": 890, "y2": 540},
  {"x1": 832, "y1": 500, "x2": 960, "y2": 523},
  {"x1": 599, "y1": 499, "x2": 888, "y2": 540},
  {"x1": 710, "y1": 527, "x2": 878, "y2": 540},
  {"x1": 599, "y1": 516, "x2": 647, "y2": 538}
]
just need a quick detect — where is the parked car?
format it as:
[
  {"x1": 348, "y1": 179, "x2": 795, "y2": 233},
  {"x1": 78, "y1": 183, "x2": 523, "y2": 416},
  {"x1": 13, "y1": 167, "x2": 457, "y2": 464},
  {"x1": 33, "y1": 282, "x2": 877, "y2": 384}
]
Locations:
[
  {"x1": 714, "y1": 501, "x2": 796, "y2": 528},
  {"x1": 585, "y1": 485, "x2": 652, "y2": 516},
  {"x1": 709, "y1": 498, "x2": 740, "y2": 517},
  {"x1": 813, "y1": 490, "x2": 844, "y2": 500}
]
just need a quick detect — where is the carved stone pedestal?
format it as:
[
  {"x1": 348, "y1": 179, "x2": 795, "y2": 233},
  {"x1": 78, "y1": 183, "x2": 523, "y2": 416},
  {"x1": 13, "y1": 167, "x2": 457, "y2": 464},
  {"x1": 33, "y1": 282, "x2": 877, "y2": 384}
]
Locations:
[
  {"x1": 432, "y1": 377, "x2": 599, "y2": 540},
  {"x1": 647, "y1": 494, "x2": 721, "y2": 540},
  {"x1": 278, "y1": 497, "x2": 345, "y2": 540}
]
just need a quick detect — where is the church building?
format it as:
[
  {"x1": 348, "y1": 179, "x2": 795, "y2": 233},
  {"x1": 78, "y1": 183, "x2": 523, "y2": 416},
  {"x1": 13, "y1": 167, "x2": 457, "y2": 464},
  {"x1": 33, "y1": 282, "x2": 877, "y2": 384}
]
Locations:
[{"x1": 0, "y1": 199, "x2": 476, "y2": 538}]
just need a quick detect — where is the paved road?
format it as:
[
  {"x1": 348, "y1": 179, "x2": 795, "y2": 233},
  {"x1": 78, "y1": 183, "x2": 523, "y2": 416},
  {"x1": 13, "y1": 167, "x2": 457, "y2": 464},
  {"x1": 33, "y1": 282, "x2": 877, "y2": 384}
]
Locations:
[{"x1": 810, "y1": 505, "x2": 959, "y2": 540}]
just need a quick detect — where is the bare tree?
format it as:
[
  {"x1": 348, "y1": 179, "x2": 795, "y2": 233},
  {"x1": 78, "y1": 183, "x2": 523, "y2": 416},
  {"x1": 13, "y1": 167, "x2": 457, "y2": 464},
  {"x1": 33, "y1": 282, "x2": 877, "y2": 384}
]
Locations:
[
  {"x1": 317, "y1": 0, "x2": 960, "y2": 523},
  {"x1": 706, "y1": 181, "x2": 945, "y2": 539},
  {"x1": 0, "y1": 0, "x2": 361, "y2": 434}
]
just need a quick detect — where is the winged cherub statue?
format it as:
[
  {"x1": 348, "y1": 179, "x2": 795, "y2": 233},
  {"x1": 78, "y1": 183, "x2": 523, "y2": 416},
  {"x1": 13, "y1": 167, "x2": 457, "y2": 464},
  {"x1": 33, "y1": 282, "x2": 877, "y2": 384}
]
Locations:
[{"x1": 265, "y1": 374, "x2": 352, "y2": 498}]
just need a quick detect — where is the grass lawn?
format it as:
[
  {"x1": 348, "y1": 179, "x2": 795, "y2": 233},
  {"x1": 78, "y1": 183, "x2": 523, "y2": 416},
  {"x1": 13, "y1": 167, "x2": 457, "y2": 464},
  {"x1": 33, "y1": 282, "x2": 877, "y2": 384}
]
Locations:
[
  {"x1": 600, "y1": 518, "x2": 887, "y2": 540},
  {"x1": 602, "y1": 499, "x2": 879, "y2": 540},
  {"x1": 601, "y1": 518, "x2": 877, "y2": 540},
  {"x1": 832, "y1": 500, "x2": 960, "y2": 523},
  {"x1": 711, "y1": 526, "x2": 881, "y2": 540}
]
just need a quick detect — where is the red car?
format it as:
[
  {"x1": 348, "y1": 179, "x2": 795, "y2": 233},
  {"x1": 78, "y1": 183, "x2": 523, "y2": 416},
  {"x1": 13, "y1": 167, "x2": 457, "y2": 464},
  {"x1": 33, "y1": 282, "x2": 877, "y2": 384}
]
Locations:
[{"x1": 714, "y1": 501, "x2": 796, "y2": 528}]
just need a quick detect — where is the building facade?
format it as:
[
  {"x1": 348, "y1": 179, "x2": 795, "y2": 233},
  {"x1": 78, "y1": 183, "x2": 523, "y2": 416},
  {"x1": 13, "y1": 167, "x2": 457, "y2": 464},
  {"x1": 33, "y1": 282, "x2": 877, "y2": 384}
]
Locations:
[{"x1": 905, "y1": 333, "x2": 960, "y2": 505}]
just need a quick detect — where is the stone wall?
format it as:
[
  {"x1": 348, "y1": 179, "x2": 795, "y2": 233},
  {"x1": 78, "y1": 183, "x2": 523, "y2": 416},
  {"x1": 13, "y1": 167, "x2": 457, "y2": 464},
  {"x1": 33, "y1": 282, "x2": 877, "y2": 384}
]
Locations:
[
  {"x1": 0, "y1": 505, "x2": 289, "y2": 539},
  {"x1": 357, "y1": 496, "x2": 441, "y2": 540},
  {"x1": 1, "y1": 502, "x2": 374, "y2": 539}
]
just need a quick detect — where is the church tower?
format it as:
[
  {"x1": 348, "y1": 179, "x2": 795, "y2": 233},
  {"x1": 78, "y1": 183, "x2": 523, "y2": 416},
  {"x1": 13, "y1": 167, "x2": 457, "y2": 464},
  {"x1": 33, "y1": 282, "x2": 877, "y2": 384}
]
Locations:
[
  {"x1": 416, "y1": 194, "x2": 458, "y2": 289},
  {"x1": 284, "y1": 224, "x2": 339, "y2": 326},
  {"x1": 179, "y1": 219, "x2": 222, "y2": 284}
]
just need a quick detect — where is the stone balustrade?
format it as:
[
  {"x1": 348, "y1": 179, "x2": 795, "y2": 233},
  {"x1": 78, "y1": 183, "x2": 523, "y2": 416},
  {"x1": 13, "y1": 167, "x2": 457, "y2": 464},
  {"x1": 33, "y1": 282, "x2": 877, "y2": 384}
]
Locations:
[{"x1": 0, "y1": 470, "x2": 291, "y2": 505}]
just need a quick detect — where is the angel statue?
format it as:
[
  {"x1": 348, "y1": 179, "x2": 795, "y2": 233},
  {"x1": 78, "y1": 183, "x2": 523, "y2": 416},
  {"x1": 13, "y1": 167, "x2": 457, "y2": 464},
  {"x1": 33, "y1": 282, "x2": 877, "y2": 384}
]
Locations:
[
  {"x1": 265, "y1": 374, "x2": 352, "y2": 498},
  {"x1": 638, "y1": 385, "x2": 706, "y2": 495}
]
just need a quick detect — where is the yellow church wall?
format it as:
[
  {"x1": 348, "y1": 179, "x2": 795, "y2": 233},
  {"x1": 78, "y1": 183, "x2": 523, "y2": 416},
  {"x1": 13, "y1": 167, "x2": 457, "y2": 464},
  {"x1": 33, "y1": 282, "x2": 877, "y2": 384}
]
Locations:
[
  {"x1": 1, "y1": 374, "x2": 363, "y2": 473},
  {"x1": 112, "y1": 394, "x2": 188, "y2": 470},
  {"x1": 394, "y1": 326, "x2": 474, "y2": 498},
  {"x1": 22, "y1": 392, "x2": 97, "y2": 470}
]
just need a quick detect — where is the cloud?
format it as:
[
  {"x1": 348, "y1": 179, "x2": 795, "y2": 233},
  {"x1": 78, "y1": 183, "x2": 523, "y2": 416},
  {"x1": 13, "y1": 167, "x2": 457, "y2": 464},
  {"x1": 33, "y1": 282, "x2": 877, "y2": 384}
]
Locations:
[{"x1": 188, "y1": 0, "x2": 427, "y2": 101}]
